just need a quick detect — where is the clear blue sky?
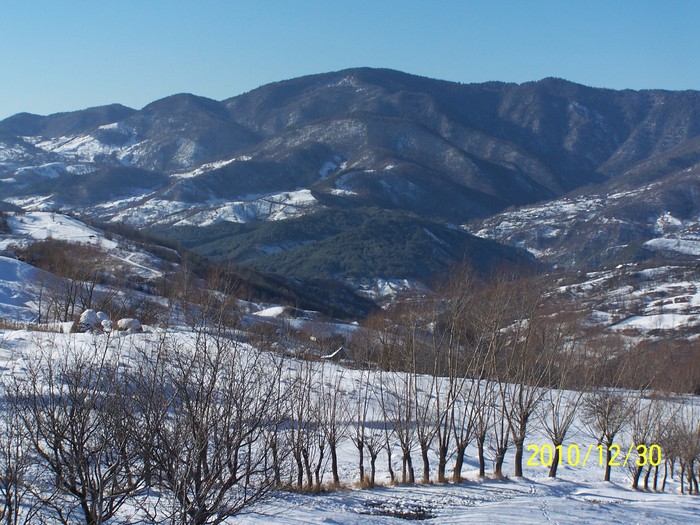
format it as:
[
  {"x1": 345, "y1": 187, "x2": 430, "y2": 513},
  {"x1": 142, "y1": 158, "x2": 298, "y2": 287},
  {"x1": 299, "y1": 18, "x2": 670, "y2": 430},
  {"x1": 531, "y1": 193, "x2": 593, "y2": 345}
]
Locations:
[{"x1": 1, "y1": 0, "x2": 699, "y2": 119}]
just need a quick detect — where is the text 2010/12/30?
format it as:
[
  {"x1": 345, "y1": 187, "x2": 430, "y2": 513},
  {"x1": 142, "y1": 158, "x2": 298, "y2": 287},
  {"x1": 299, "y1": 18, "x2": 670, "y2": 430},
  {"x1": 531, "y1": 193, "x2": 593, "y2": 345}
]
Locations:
[{"x1": 526, "y1": 443, "x2": 662, "y2": 468}]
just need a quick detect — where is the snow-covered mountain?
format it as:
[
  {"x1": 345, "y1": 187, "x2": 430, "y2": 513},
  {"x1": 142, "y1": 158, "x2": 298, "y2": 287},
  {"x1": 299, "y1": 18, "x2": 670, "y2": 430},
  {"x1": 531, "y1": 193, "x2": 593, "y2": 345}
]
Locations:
[{"x1": 2, "y1": 68, "x2": 700, "y2": 291}]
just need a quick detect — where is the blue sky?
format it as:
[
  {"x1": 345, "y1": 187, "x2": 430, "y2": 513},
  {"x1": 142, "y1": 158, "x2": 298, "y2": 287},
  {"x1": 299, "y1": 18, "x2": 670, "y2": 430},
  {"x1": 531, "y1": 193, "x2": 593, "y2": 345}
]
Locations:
[{"x1": 1, "y1": 0, "x2": 699, "y2": 119}]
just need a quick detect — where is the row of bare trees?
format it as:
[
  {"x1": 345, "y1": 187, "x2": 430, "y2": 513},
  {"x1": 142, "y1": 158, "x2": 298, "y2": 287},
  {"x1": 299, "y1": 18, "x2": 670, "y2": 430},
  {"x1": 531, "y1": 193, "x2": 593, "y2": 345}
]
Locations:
[
  {"x1": 1, "y1": 267, "x2": 698, "y2": 524},
  {"x1": 340, "y1": 268, "x2": 700, "y2": 490},
  {"x1": 1, "y1": 325, "x2": 284, "y2": 525}
]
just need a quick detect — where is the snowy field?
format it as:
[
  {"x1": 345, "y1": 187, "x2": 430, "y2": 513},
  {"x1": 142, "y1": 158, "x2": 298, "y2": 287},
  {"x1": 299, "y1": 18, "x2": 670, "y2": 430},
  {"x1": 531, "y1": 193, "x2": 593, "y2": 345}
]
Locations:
[
  {"x1": 0, "y1": 327, "x2": 697, "y2": 524},
  {"x1": 239, "y1": 477, "x2": 699, "y2": 524}
]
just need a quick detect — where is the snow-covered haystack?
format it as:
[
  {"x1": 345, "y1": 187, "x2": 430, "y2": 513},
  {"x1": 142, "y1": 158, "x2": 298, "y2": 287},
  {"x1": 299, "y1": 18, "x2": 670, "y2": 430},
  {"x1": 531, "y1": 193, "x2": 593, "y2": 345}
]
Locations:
[
  {"x1": 116, "y1": 317, "x2": 142, "y2": 333},
  {"x1": 96, "y1": 311, "x2": 112, "y2": 331},
  {"x1": 77, "y1": 310, "x2": 119, "y2": 333},
  {"x1": 76, "y1": 311, "x2": 142, "y2": 333},
  {"x1": 77, "y1": 309, "x2": 101, "y2": 332}
]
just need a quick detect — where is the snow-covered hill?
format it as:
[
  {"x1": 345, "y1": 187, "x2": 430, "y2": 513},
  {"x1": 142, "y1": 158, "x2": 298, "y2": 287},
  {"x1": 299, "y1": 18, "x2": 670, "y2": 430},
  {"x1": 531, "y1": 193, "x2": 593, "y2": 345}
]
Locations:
[
  {"x1": 0, "y1": 326, "x2": 697, "y2": 524},
  {"x1": 466, "y1": 166, "x2": 700, "y2": 270}
]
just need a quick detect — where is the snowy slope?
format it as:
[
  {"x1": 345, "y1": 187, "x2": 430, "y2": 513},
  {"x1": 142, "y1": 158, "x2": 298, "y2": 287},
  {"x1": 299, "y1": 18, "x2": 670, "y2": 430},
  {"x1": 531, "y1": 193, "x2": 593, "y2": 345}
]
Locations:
[
  {"x1": 0, "y1": 211, "x2": 118, "y2": 250},
  {"x1": 0, "y1": 327, "x2": 697, "y2": 524},
  {"x1": 0, "y1": 256, "x2": 43, "y2": 321},
  {"x1": 552, "y1": 262, "x2": 700, "y2": 338},
  {"x1": 238, "y1": 478, "x2": 699, "y2": 524},
  {"x1": 0, "y1": 211, "x2": 172, "y2": 285},
  {"x1": 105, "y1": 189, "x2": 320, "y2": 227}
]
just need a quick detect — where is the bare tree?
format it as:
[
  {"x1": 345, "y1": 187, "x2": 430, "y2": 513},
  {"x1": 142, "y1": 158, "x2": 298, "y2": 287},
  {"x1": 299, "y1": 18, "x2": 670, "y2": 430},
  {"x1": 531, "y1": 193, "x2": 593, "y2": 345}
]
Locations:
[
  {"x1": 582, "y1": 389, "x2": 634, "y2": 482},
  {"x1": 382, "y1": 352, "x2": 417, "y2": 484},
  {"x1": 0, "y1": 378, "x2": 38, "y2": 525},
  {"x1": 350, "y1": 363, "x2": 374, "y2": 486},
  {"x1": 673, "y1": 406, "x2": 700, "y2": 495},
  {"x1": 582, "y1": 337, "x2": 640, "y2": 482},
  {"x1": 370, "y1": 310, "x2": 418, "y2": 485},
  {"x1": 488, "y1": 277, "x2": 561, "y2": 479},
  {"x1": 538, "y1": 330, "x2": 587, "y2": 478},
  {"x1": 411, "y1": 347, "x2": 439, "y2": 483},
  {"x1": 317, "y1": 363, "x2": 349, "y2": 487},
  {"x1": 539, "y1": 381, "x2": 585, "y2": 478},
  {"x1": 627, "y1": 396, "x2": 664, "y2": 490},
  {"x1": 285, "y1": 359, "x2": 319, "y2": 491},
  {"x1": 440, "y1": 276, "x2": 482, "y2": 483},
  {"x1": 143, "y1": 329, "x2": 281, "y2": 524},
  {"x1": 473, "y1": 377, "x2": 495, "y2": 478},
  {"x1": 425, "y1": 297, "x2": 460, "y2": 485},
  {"x1": 439, "y1": 269, "x2": 499, "y2": 482},
  {"x1": 13, "y1": 335, "x2": 142, "y2": 525},
  {"x1": 377, "y1": 367, "x2": 398, "y2": 484},
  {"x1": 18, "y1": 240, "x2": 106, "y2": 323},
  {"x1": 381, "y1": 368, "x2": 416, "y2": 484},
  {"x1": 491, "y1": 383, "x2": 511, "y2": 478},
  {"x1": 168, "y1": 263, "x2": 241, "y2": 333}
]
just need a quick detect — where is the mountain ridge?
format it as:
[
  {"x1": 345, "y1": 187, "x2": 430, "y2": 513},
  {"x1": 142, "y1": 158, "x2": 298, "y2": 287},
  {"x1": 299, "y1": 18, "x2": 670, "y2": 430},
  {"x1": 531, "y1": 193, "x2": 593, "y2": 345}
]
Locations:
[{"x1": 2, "y1": 67, "x2": 700, "y2": 286}]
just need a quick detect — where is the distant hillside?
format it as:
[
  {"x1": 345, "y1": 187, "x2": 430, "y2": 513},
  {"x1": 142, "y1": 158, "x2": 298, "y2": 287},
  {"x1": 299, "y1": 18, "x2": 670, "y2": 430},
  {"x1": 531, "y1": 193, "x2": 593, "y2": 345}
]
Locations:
[{"x1": 2, "y1": 68, "x2": 700, "y2": 286}]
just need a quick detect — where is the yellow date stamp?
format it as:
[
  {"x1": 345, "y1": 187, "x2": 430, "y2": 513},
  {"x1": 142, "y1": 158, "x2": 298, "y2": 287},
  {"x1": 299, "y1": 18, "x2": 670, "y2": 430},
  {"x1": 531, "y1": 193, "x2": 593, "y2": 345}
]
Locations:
[{"x1": 526, "y1": 443, "x2": 663, "y2": 468}]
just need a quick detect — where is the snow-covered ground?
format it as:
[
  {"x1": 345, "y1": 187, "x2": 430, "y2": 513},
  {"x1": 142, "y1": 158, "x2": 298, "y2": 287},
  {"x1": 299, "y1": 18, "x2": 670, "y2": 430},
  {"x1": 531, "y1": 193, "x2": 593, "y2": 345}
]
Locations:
[
  {"x1": 86, "y1": 189, "x2": 321, "y2": 227},
  {"x1": 465, "y1": 183, "x2": 700, "y2": 266},
  {"x1": 554, "y1": 263, "x2": 700, "y2": 338},
  {"x1": 0, "y1": 207, "x2": 698, "y2": 523},
  {"x1": 34, "y1": 124, "x2": 139, "y2": 163},
  {"x1": 0, "y1": 212, "x2": 172, "y2": 324},
  {"x1": 172, "y1": 189, "x2": 319, "y2": 226},
  {"x1": 239, "y1": 477, "x2": 699, "y2": 524},
  {"x1": 0, "y1": 327, "x2": 697, "y2": 524},
  {"x1": 0, "y1": 211, "x2": 118, "y2": 250},
  {"x1": 347, "y1": 277, "x2": 430, "y2": 301},
  {"x1": 0, "y1": 256, "x2": 42, "y2": 321}
]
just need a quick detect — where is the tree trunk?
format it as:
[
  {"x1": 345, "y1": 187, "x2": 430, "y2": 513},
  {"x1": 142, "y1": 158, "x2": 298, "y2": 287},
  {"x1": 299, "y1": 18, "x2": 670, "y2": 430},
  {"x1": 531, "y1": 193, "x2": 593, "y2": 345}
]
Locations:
[
  {"x1": 643, "y1": 465, "x2": 652, "y2": 490},
  {"x1": 314, "y1": 446, "x2": 325, "y2": 489},
  {"x1": 603, "y1": 445, "x2": 612, "y2": 482},
  {"x1": 632, "y1": 465, "x2": 643, "y2": 490},
  {"x1": 81, "y1": 499, "x2": 96, "y2": 525},
  {"x1": 357, "y1": 440, "x2": 365, "y2": 484},
  {"x1": 386, "y1": 444, "x2": 395, "y2": 483},
  {"x1": 302, "y1": 448, "x2": 313, "y2": 489},
  {"x1": 690, "y1": 463, "x2": 699, "y2": 494},
  {"x1": 295, "y1": 452, "x2": 304, "y2": 489},
  {"x1": 452, "y1": 444, "x2": 467, "y2": 482},
  {"x1": 548, "y1": 443, "x2": 561, "y2": 478},
  {"x1": 403, "y1": 451, "x2": 415, "y2": 484},
  {"x1": 477, "y1": 437, "x2": 486, "y2": 478},
  {"x1": 662, "y1": 461, "x2": 668, "y2": 492},
  {"x1": 330, "y1": 444, "x2": 340, "y2": 486},
  {"x1": 494, "y1": 447, "x2": 507, "y2": 478},
  {"x1": 420, "y1": 444, "x2": 430, "y2": 483},
  {"x1": 513, "y1": 438, "x2": 524, "y2": 477},
  {"x1": 271, "y1": 440, "x2": 282, "y2": 486},
  {"x1": 437, "y1": 443, "x2": 448, "y2": 483},
  {"x1": 370, "y1": 453, "x2": 378, "y2": 486}
]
